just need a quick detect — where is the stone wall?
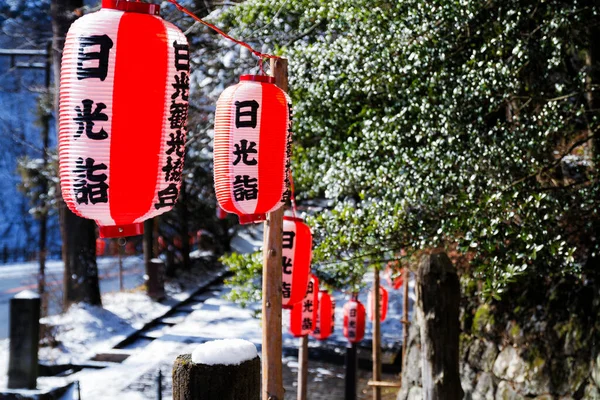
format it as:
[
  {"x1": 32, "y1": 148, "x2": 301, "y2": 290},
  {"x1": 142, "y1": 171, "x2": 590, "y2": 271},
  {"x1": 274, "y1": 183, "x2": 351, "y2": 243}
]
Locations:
[{"x1": 397, "y1": 303, "x2": 600, "y2": 400}]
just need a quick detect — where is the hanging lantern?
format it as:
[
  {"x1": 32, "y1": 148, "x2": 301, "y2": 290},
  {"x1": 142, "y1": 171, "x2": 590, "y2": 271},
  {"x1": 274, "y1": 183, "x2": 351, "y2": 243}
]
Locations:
[
  {"x1": 310, "y1": 290, "x2": 335, "y2": 340},
  {"x1": 213, "y1": 75, "x2": 292, "y2": 224},
  {"x1": 96, "y1": 238, "x2": 106, "y2": 256},
  {"x1": 58, "y1": 0, "x2": 190, "y2": 238},
  {"x1": 385, "y1": 261, "x2": 404, "y2": 290},
  {"x1": 368, "y1": 286, "x2": 389, "y2": 322},
  {"x1": 281, "y1": 216, "x2": 312, "y2": 308},
  {"x1": 289, "y1": 274, "x2": 319, "y2": 337},
  {"x1": 343, "y1": 295, "x2": 366, "y2": 343}
]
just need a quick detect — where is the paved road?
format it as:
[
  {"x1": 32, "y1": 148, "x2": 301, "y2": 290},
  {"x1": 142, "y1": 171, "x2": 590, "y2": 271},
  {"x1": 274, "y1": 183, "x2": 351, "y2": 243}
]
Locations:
[{"x1": 0, "y1": 256, "x2": 146, "y2": 339}]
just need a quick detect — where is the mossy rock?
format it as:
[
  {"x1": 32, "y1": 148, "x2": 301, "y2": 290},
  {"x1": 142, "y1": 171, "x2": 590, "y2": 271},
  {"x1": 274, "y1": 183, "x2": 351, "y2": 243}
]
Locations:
[{"x1": 473, "y1": 304, "x2": 495, "y2": 336}]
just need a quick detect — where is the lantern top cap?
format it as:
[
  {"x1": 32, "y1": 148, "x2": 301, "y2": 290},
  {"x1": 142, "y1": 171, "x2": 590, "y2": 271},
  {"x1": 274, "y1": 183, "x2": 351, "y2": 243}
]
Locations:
[
  {"x1": 240, "y1": 75, "x2": 276, "y2": 84},
  {"x1": 102, "y1": 0, "x2": 161, "y2": 15}
]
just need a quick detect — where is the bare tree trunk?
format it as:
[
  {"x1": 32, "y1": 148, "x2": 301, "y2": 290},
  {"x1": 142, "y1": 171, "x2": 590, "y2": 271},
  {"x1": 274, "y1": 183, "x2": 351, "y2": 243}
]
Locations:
[
  {"x1": 418, "y1": 252, "x2": 462, "y2": 400},
  {"x1": 51, "y1": 0, "x2": 101, "y2": 309}
]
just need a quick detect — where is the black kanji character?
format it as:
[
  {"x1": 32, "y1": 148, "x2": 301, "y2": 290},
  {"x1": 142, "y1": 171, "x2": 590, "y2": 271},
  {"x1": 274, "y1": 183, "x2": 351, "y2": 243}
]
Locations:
[
  {"x1": 349, "y1": 330, "x2": 356, "y2": 338},
  {"x1": 232, "y1": 139, "x2": 257, "y2": 166},
  {"x1": 313, "y1": 326, "x2": 320, "y2": 335},
  {"x1": 154, "y1": 183, "x2": 179, "y2": 209},
  {"x1": 77, "y1": 35, "x2": 113, "y2": 81},
  {"x1": 233, "y1": 175, "x2": 258, "y2": 201},
  {"x1": 168, "y1": 102, "x2": 188, "y2": 129},
  {"x1": 350, "y1": 309, "x2": 357, "y2": 317},
  {"x1": 282, "y1": 231, "x2": 296, "y2": 249},
  {"x1": 171, "y1": 72, "x2": 189, "y2": 101},
  {"x1": 166, "y1": 130, "x2": 185, "y2": 157},
  {"x1": 306, "y1": 280, "x2": 314, "y2": 294},
  {"x1": 349, "y1": 321, "x2": 356, "y2": 328},
  {"x1": 282, "y1": 282, "x2": 291, "y2": 298},
  {"x1": 173, "y1": 41, "x2": 190, "y2": 71},
  {"x1": 302, "y1": 318, "x2": 312, "y2": 331},
  {"x1": 282, "y1": 256, "x2": 293, "y2": 274},
  {"x1": 234, "y1": 100, "x2": 259, "y2": 129},
  {"x1": 162, "y1": 156, "x2": 183, "y2": 182},
  {"x1": 303, "y1": 300, "x2": 313, "y2": 313},
  {"x1": 74, "y1": 99, "x2": 108, "y2": 140},
  {"x1": 73, "y1": 157, "x2": 108, "y2": 205}
]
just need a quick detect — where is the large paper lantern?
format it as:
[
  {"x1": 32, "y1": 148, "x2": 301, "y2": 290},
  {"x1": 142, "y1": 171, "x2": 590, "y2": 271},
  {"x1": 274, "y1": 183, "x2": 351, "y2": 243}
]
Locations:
[
  {"x1": 311, "y1": 290, "x2": 335, "y2": 340},
  {"x1": 368, "y1": 286, "x2": 389, "y2": 322},
  {"x1": 213, "y1": 75, "x2": 292, "y2": 224},
  {"x1": 95, "y1": 238, "x2": 106, "y2": 256},
  {"x1": 343, "y1": 296, "x2": 366, "y2": 343},
  {"x1": 59, "y1": 0, "x2": 190, "y2": 238},
  {"x1": 289, "y1": 275, "x2": 319, "y2": 337},
  {"x1": 281, "y1": 216, "x2": 312, "y2": 308}
]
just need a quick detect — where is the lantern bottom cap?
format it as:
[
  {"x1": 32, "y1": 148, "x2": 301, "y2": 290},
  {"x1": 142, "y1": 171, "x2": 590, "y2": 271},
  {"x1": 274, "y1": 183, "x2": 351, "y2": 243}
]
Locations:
[
  {"x1": 238, "y1": 213, "x2": 267, "y2": 225},
  {"x1": 98, "y1": 222, "x2": 144, "y2": 238}
]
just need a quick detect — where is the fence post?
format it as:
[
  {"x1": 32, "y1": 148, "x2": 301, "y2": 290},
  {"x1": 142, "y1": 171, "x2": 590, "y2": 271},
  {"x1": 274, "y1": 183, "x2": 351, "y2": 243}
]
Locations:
[
  {"x1": 8, "y1": 290, "x2": 40, "y2": 389},
  {"x1": 297, "y1": 335, "x2": 309, "y2": 400},
  {"x1": 146, "y1": 258, "x2": 166, "y2": 301},
  {"x1": 344, "y1": 342, "x2": 357, "y2": 400},
  {"x1": 418, "y1": 252, "x2": 463, "y2": 400},
  {"x1": 172, "y1": 342, "x2": 260, "y2": 400}
]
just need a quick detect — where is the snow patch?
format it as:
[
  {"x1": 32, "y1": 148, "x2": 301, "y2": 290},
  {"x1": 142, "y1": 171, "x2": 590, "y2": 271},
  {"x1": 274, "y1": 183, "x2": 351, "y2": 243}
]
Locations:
[
  {"x1": 191, "y1": 339, "x2": 257, "y2": 365},
  {"x1": 14, "y1": 289, "x2": 39, "y2": 299}
]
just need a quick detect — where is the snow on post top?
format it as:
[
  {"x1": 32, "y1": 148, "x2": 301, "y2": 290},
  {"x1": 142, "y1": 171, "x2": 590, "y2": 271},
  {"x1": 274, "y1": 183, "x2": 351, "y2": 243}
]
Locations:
[
  {"x1": 14, "y1": 290, "x2": 39, "y2": 299},
  {"x1": 191, "y1": 339, "x2": 257, "y2": 366}
]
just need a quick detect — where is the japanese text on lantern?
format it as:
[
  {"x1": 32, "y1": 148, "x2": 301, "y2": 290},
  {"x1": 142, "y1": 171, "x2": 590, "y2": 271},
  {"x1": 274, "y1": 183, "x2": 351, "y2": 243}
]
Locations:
[
  {"x1": 301, "y1": 279, "x2": 315, "y2": 331},
  {"x1": 155, "y1": 41, "x2": 190, "y2": 209},
  {"x1": 281, "y1": 230, "x2": 295, "y2": 299},
  {"x1": 348, "y1": 307, "x2": 357, "y2": 339},
  {"x1": 72, "y1": 35, "x2": 113, "y2": 205},
  {"x1": 232, "y1": 100, "x2": 260, "y2": 202},
  {"x1": 282, "y1": 104, "x2": 293, "y2": 202}
]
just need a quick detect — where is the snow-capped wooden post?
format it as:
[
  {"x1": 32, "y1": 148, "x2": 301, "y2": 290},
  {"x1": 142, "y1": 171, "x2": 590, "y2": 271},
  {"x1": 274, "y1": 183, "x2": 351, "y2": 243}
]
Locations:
[
  {"x1": 260, "y1": 57, "x2": 288, "y2": 400},
  {"x1": 8, "y1": 290, "x2": 40, "y2": 389},
  {"x1": 297, "y1": 335, "x2": 309, "y2": 400},
  {"x1": 172, "y1": 339, "x2": 260, "y2": 400},
  {"x1": 418, "y1": 252, "x2": 463, "y2": 400},
  {"x1": 372, "y1": 268, "x2": 382, "y2": 400}
]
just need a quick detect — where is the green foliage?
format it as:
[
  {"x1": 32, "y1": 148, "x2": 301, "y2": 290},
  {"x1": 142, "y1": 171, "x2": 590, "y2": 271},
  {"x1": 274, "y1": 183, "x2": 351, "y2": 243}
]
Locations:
[
  {"x1": 221, "y1": 251, "x2": 263, "y2": 306},
  {"x1": 202, "y1": 0, "x2": 600, "y2": 299}
]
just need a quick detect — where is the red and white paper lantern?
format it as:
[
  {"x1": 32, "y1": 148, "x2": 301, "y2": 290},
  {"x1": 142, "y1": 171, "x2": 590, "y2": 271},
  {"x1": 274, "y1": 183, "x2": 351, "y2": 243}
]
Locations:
[
  {"x1": 281, "y1": 216, "x2": 312, "y2": 308},
  {"x1": 96, "y1": 238, "x2": 106, "y2": 256},
  {"x1": 59, "y1": 0, "x2": 190, "y2": 238},
  {"x1": 311, "y1": 290, "x2": 335, "y2": 340},
  {"x1": 368, "y1": 286, "x2": 389, "y2": 322},
  {"x1": 289, "y1": 274, "x2": 319, "y2": 337},
  {"x1": 213, "y1": 75, "x2": 292, "y2": 224},
  {"x1": 343, "y1": 296, "x2": 366, "y2": 343}
]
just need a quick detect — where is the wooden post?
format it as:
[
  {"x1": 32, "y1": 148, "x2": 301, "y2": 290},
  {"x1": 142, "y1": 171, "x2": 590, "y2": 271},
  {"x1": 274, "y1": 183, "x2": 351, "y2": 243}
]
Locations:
[
  {"x1": 418, "y1": 252, "x2": 463, "y2": 400},
  {"x1": 401, "y1": 267, "x2": 410, "y2": 363},
  {"x1": 372, "y1": 269, "x2": 381, "y2": 400},
  {"x1": 261, "y1": 57, "x2": 288, "y2": 400},
  {"x1": 344, "y1": 342, "x2": 357, "y2": 400},
  {"x1": 297, "y1": 336, "x2": 309, "y2": 400},
  {"x1": 8, "y1": 291, "x2": 40, "y2": 389},
  {"x1": 173, "y1": 354, "x2": 260, "y2": 400}
]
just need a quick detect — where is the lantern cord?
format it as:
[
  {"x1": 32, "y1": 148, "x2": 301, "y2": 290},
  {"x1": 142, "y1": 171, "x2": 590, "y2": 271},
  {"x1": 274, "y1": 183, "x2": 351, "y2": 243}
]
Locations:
[
  {"x1": 167, "y1": 0, "x2": 280, "y2": 70},
  {"x1": 289, "y1": 170, "x2": 298, "y2": 218}
]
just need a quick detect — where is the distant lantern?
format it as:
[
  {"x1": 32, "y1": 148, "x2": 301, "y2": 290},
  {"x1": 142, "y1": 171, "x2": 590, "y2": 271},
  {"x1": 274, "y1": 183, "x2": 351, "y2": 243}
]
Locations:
[
  {"x1": 213, "y1": 75, "x2": 292, "y2": 224},
  {"x1": 290, "y1": 275, "x2": 319, "y2": 337},
  {"x1": 281, "y1": 216, "x2": 312, "y2": 308},
  {"x1": 58, "y1": 0, "x2": 190, "y2": 238},
  {"x1": 368, "y1": 286, "x2": 389, "y2": 322},
  {"x1": 385, "y1": 261, "x2": 403, "y2": 290},
  {"x1": 343, "y1": 295, "x2": 366, "y2": 343},
  {"x1": 311, "y1": 290, "x2": 335, "y2": 340},
  {"x1": 96, "y1": 238, "x2": 106, "y2": 256}
]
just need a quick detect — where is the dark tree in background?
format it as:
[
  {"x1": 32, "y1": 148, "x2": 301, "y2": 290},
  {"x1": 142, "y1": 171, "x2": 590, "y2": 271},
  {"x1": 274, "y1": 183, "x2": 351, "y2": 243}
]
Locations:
[{"x1": 51, "y1": 0, "x2": 101, "y2": 308}]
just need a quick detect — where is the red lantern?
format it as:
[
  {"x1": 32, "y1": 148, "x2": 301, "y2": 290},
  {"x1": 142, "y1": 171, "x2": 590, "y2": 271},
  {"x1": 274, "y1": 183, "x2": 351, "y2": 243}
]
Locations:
[
  {"x1": 343, "y1": 296, "x2": 366, "y2": 343},
  {"x1": 213, "y1": 75, "x2": 292, "y2": 224},
  {"x1": 281, "y1": 216, "x2": 312, "y2": 308},
  {"x1": 289, "y1": 274, "x2": 319, "y2": 337},
  {"x1": 368, "y1": 286, "x2": 389, "y2": 322},
  {"x1": 158, "y1": 236, "x2": 166, "y2": 252},
  {"x1": 96, "y1": 238, "x2": 106, "y2": 256},
  {"x1": 385, "y1": 261, "x2": 404, "y2": 290},
  {"x1": 58, "y1": 0, "x2": 190, "y2": 238},
  {"x1": 125, "y1": 241, "x2": 136, "y2": 255},
  {"x1": 311, "y1": 290, "x2": 335, "y2": 340}
]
